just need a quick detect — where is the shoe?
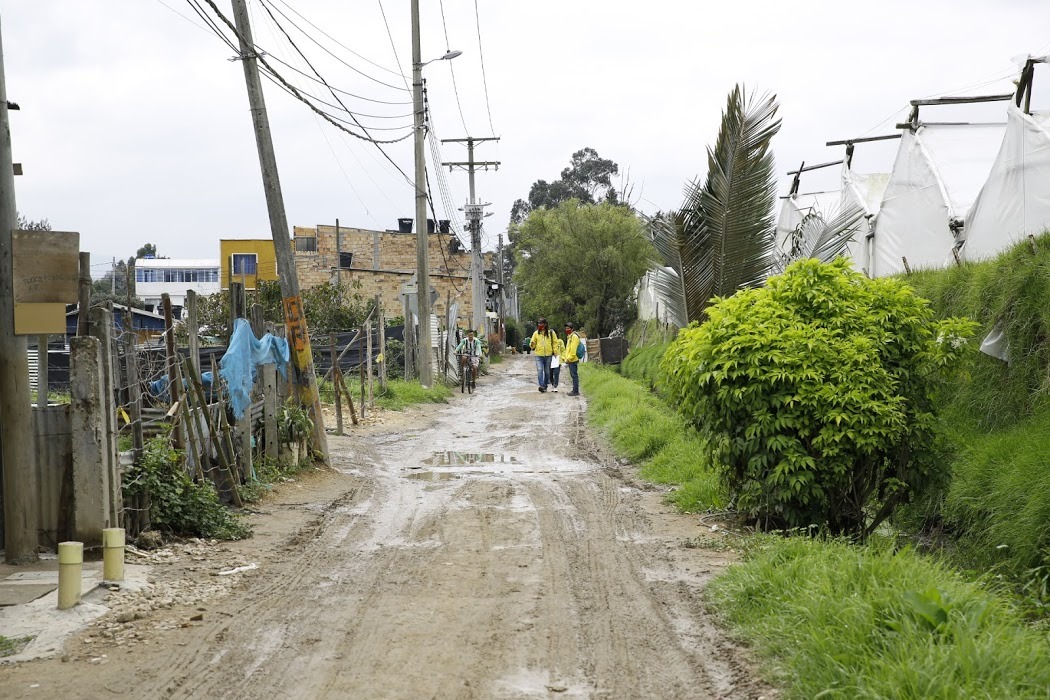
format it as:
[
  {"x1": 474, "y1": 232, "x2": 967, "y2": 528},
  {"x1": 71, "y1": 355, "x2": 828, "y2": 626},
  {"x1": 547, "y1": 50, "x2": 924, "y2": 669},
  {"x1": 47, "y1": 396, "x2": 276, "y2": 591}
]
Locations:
[
  {"x1": 538, "y1": 386, "x2": 546, "y2": 393},
  {"x1": 552, "y1": 387, "x2": 559, "y2": 392},
  {"x1": 567, "y1": 391, "x2": 580, "y2": 396}
]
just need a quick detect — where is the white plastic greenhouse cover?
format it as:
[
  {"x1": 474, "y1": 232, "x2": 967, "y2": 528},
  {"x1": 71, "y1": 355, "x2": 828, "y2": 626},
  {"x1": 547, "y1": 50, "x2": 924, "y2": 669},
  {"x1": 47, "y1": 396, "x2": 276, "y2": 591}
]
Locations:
[
  {"x1": 870, "y1": 123, "x2": 1005, "y2": 276},
  {"x1": 775, "y1": 191, "x2": 839, "y2": 254},
  {"x1": 963, "y1": 104, "x2": 1050, "y2": 260},
  {"x1": 839, "y1": 164, "x2": 890, "y2": 273}
]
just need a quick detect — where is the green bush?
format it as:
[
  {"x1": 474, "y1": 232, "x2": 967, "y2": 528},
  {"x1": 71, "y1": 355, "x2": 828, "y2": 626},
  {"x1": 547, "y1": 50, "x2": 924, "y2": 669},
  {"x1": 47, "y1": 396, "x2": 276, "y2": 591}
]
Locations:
[
  {"x1": 505, "y1": 317, "x2": 523, "y2": 352},
  {"x1": 122, "y1": 436, "x2": 250, "y2": 540},
  {"x1": 662, "y1": 258, "x2": 977, "y2": 536},
  {"x1": 708, "y1": 535, "x2": 1050, "y2": 699}
]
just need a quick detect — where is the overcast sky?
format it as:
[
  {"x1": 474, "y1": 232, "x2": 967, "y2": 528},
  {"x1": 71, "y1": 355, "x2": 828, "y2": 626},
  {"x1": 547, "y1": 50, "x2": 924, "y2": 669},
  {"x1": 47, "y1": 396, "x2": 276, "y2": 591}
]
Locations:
[{"x1": 5, "y1": 1, "x2": 1050, "y2": 278}]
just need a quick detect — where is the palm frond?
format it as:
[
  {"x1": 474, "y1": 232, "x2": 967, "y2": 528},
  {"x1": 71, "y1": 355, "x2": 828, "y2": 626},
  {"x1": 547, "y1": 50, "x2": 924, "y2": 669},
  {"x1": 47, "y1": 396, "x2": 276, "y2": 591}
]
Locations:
[
  {"x1": 776, "y1": 198, "x2": 866, "y2": 269},
  {"x1": 639, "y1": 212, "x2": 689, "y2": 328},
  {"x1": 679, "y1": 85, "x2": 782, "y2": 321}
]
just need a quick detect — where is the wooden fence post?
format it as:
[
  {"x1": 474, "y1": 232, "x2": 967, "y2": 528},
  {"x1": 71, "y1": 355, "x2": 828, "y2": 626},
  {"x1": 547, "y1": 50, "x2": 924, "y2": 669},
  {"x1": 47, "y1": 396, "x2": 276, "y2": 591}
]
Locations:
[
  {"x1": 330, "y1": 333, "x2": 343, "y2": 436},
  {"x1": 377, "y1": 295, "x2": 387, "y2": 392}
]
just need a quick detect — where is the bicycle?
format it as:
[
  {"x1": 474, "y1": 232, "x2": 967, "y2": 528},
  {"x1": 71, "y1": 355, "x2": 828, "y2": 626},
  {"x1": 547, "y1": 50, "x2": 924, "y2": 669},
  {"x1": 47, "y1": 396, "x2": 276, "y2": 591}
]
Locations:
[{"x1": 458, "y1": 352, "x2": 477, "y2": 394}]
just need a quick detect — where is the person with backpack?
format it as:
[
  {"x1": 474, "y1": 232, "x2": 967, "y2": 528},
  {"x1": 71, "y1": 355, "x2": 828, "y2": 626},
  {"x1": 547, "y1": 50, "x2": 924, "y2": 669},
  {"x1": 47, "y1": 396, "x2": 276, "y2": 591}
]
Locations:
[
  {"x1": 529, "y1": 317, "x2": 556, "y2": 392},
  {"x1": 562, "y1": 322, "x2": 584, "y2": 396}
]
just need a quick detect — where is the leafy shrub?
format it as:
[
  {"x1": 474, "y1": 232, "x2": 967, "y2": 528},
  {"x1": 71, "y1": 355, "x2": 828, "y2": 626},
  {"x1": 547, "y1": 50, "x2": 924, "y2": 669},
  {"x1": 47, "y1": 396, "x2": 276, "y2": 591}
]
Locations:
[
  {"x1": 504, "y1": 317, "x2": 522, "y2": 351},
  {"x1": 662, "y1": 258, "x2": 977, "y2": 536},
  {"x1": 384, "y1": 338, "x2": 405, "y2": 380},
  {"x1": 122, "y1": 436, "x2": 250, "y2": 540}
]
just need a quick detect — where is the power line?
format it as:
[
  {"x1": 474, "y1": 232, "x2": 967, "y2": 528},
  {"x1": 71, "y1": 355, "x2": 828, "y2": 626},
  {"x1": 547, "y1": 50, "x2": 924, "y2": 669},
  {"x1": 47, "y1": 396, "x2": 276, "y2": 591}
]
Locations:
[
  {"x1": 268, "y1": 0, "x2": 408, "y2": 78},
  {"x1": 376, "y1": 0, "x2": 410, "y2": 90},
  {"x1": 438, "y1": 0, "x2": 469, "y2": 133},
  {"x1": 193, "y1": 0, "x2": 414, "y2": 146},
  {"x1": 472, "y1": 0, "x2": 497, "y2": 136},
  {"x1": 257, "y1": 0, "x2": 410, "y2": 92},
  {"x1": 265, "y1": 54, "x2": 412, "y2": 106}
]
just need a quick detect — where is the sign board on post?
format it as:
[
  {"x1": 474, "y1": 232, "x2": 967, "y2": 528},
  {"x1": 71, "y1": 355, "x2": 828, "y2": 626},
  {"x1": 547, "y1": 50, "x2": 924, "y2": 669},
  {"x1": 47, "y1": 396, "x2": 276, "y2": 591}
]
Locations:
[{"x1": 12, "y1": 230, "x2": 80, "y2": 335}]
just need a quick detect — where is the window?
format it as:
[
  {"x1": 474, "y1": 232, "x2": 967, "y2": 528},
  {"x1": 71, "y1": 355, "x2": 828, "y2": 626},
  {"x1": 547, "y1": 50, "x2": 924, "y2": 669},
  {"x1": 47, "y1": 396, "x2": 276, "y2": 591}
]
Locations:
[
  {"x1": 295, "y1": 237, "x2": 317, "y2": 252},
  {"x1": 339, "y1": 252, "x2": 353, "y2": 269},
  {"x1": 231, "y1": 254, "x2": 258, "y2": 275}
]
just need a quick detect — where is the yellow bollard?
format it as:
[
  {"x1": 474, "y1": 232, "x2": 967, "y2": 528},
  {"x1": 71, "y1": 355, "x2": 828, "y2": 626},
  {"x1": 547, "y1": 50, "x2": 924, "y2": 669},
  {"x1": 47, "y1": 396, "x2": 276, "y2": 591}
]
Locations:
[
  {"x1": 57, "y1": 541, "x2": 83, "y2": 610},
  {"x1": 102, "y1": 528, "x2": 125, "y2": 582}
]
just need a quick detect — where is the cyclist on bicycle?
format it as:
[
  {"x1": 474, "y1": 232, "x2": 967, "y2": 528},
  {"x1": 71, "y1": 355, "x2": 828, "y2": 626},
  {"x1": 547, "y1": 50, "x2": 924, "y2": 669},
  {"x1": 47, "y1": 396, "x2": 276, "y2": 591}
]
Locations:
[{"x1": 455, "y1": 328, "x2": 483, "y2": 382}]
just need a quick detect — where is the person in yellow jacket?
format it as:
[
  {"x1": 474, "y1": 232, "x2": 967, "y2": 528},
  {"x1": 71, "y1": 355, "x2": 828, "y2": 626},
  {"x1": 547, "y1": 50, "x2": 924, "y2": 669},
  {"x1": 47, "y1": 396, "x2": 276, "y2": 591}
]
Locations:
[
  {"x1": 549, "y1": 334, "x2": 566, "y2": 392},
  {"x1": 562, "y1": 322, "x2": 582, "y2": 396},
  {"x1": 529, "y1": 317, "x2": 556, "y2": 392}
]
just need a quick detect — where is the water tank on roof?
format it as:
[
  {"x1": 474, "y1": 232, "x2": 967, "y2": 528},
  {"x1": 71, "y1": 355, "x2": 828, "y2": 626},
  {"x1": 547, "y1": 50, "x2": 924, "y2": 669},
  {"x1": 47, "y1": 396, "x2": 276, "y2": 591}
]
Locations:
[{"x1": 397, "y1": 218, "x2": 413, "y2": 233}]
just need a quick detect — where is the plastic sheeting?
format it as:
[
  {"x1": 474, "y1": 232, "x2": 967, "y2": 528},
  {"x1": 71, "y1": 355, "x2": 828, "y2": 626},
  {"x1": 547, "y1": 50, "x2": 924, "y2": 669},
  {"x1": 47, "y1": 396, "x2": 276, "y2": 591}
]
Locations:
[
  {"x1": 871, "y1": 123, "x2": 1005, "y2": 276},
  {"x1": 963, "y1": 105, "x2": 1050, "y2": 260},
  {"x1": 839, "y1": 164, "x2": 890, "y2": 272},
  {"x1": 219, "y1": 318, "x2": 290, "y2": 420}
]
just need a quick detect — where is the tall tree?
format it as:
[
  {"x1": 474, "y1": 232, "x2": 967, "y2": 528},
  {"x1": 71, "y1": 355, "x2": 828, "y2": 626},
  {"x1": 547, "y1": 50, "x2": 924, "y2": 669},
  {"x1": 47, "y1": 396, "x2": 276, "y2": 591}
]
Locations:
[
  {"x1": 510, "y1": 147, "x2": 621, "y2": 225},
  {"x1": 514, "y1": 201, "x2": 654, "y2": 337}
]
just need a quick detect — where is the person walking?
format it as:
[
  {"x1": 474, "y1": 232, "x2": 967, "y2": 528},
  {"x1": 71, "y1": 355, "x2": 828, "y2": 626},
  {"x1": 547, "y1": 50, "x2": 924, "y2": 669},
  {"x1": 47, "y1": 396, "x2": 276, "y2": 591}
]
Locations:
[
  {"x1": 563, "y1": 322, "x2": 583, "y2": 396},
  {"x1": 549, "y1": 333, "x2": 565, "y2": 392},
  {"x1": 529, "y1": 318, "x2": 556, "y2": 392}
]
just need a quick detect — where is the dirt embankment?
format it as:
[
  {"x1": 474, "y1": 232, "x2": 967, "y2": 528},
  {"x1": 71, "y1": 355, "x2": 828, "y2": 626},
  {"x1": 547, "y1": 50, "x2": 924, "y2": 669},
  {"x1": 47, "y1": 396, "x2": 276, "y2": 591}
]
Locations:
[{"x1": 0, "y1": 356, "x2": 770, "y2": 699}]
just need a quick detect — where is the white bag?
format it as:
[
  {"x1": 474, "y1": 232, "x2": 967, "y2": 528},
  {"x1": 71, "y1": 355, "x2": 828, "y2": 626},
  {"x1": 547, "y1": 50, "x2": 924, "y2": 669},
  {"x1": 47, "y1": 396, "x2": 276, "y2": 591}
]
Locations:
[{"x1": 551, "y1": 355, "x2": 561, "y2": 369}]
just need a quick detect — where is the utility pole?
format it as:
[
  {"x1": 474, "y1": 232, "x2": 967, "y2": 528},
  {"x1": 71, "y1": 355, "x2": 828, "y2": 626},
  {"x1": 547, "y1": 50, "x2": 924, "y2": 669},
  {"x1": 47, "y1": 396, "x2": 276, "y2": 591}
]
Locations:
[
  {"x1": 229, "y1": 0, "x2": 328, "y2": 463},
  {"x1": 111, "y1": 257, "x2": 116, "y2": 296},
  {"x1": 0, "y1": 18, "x2": 39, "y2": 563},
  {"x1": 496, "y1": 232, "x2": 505, "y2": 333},
  {"x1": 441, "y1": 136, "x2": 499, "y2": 336},
  {"x1": 410, "y1": 0, "x2": 433, "y2": 386}
]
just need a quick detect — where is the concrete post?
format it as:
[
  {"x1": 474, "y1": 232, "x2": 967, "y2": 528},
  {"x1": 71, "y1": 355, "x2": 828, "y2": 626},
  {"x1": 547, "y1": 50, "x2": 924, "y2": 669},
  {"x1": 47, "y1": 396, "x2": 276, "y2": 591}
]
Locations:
[{"x1": 69, "y1": 336, "x2": 114, "y2": 547}]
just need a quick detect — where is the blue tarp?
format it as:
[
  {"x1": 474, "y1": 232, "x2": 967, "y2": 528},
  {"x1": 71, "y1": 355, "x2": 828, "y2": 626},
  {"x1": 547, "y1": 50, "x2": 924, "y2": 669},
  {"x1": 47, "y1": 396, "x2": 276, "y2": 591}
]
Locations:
[
  {"x1": 149, "y1": 371, "x2": 217, "y2": 402},
  {"x1": 219, "y1": 318, "x2": 290, "y2": 419}
]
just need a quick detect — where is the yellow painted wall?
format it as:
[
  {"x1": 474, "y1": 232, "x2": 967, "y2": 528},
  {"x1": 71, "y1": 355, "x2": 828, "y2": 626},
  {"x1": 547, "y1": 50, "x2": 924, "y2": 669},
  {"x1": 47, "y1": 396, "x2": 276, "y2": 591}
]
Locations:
[{"x1": 219, "y1": 239, "x2": 280, "y2": 289}]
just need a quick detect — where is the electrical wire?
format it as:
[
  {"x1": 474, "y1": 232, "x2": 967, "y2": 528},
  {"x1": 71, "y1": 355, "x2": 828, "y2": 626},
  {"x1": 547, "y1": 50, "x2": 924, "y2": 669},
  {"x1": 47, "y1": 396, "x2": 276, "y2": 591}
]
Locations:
[
  {"x1": 437, "y1": 0, "x2": 468, "y2": 133},
  {"x1": 193, "y1": 0, "x2": 414, "y2": 146},
  {"x1": 253, "y1": 0, "x2": 416, "y2": 183},
  {"x1": 376, "y1": 0, "x2": 411, "y2": 91},
  {"x1": 257, "y1": 0, "x2": 409, "y2": 92},
  {"x1": 264, "y1": 54, "x2": 413, "y2": 106},
  {"x1": 268, "y1": 0, "x2": 408, "y2": 78},
  {"x1": 472, "y1": 0, "x2": 497, "y2": 136}
]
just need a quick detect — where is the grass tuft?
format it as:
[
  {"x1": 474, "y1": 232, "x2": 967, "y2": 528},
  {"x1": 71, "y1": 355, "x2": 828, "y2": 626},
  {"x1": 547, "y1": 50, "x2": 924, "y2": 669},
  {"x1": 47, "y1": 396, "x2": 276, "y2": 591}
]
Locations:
[
  {"x1": 581, "y1": 364, "x2": 724, "y2": 511},
  {"x1": 708, "y1": 535, "x2": 1050, "y2": 699}
]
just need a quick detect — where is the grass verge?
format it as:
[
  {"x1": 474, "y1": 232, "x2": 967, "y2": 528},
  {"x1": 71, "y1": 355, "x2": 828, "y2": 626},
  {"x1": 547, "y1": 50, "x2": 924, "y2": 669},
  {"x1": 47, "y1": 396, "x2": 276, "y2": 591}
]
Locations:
[
  {"x1": 708, "y1": 535, "x2": 1050, "y2": 699},
  {"x1": 580, "y1": 364, "x2": 724, "y2": 511},
  {"x1": 319, "y1": 378, "x2": 451, "y2": 411}
]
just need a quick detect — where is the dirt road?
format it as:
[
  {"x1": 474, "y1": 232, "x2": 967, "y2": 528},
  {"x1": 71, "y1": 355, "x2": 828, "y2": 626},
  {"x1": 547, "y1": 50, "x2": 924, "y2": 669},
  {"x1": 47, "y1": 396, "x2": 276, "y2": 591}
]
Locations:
[{"x1": 0, "y1": 355, "x2": 767, "y2": 699}]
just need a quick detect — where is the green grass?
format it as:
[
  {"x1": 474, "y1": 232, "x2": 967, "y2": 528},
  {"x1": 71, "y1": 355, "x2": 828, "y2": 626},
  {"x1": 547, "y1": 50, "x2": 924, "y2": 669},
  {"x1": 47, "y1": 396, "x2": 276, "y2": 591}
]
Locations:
[
  {"x1": 618, "y1": 341, "x2": 671, "y2": 391},
  {"x1": 0, "y1": 635, "x2": 31, "y2": 658},
  {"x1": 903, "y1": 233, "x2": 1050, "y2": 583},
  {"x1": 319, "y1": 376, "x2": 450, "y2": 411},
  {"x1": 581, "y1": 364, "x2": 724, "y2": 511},
  {"x1": 708, "y1": 535, "x2": 1050, "y2": 699},
  {"x1": 373, "y1": 379, "x2": 451, "y2": 411}
]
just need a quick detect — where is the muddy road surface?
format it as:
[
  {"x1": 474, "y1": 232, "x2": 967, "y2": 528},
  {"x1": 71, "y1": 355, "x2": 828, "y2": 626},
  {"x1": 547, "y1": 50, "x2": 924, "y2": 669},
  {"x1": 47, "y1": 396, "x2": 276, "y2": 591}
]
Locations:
[{"x1": 0, "y1": 356, "x2": 768, "y2": 699}]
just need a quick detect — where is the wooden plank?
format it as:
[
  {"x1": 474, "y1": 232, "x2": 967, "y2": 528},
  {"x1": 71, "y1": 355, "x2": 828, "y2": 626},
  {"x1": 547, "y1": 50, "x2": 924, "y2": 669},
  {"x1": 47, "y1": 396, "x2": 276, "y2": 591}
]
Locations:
[{"x1": 11, "y1": 229, "x2": 79, "y2": 303}]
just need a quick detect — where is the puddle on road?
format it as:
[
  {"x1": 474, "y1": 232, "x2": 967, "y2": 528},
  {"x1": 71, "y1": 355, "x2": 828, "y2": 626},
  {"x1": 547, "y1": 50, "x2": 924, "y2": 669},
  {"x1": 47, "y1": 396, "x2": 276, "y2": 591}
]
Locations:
[
  {"x1": 424, "y1": 451, "x2": 520, "y2": 467},
  {"x1": 404, "y1": 471, "x2": 459, "y2": 481}
]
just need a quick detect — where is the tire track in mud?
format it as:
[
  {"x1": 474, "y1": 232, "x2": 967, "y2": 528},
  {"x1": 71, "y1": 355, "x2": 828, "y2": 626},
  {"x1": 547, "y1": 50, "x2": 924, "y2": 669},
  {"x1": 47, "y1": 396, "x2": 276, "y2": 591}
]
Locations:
[{"x1": 0, "y1": 356, "x2": 768, "y2": 699}]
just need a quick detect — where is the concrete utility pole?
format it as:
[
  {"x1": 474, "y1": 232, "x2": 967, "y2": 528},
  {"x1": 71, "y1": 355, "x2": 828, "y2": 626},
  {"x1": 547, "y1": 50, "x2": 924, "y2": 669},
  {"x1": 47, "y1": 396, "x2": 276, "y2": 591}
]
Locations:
[
  {"x1": 441, "y1": 136, "x2": 499, "y2": 336},
  {"x1": 229, "y1": 0, "x2": 328, "y2": 463},
  {"x1": 410, "y1": 0, "x2": 433, "y2": 385},
  {"x1": 0, "y1": 18, "x2": 39, "y2": 563}
]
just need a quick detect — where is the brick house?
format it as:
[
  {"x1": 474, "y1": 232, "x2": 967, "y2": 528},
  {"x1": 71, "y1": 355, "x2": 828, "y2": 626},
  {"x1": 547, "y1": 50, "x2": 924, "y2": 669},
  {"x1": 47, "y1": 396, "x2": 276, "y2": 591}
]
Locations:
[{"x1": 292, "y1": 223, "x2": 493, "y2": 328}]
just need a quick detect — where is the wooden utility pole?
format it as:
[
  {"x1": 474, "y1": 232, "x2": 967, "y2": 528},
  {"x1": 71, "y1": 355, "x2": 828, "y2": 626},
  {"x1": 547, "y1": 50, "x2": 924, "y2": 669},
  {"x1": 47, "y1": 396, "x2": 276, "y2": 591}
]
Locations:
[
  {"x1": 0, "y1": 20, "x2": 38, "y2": 563},
  {"x1": 442, "y1": 136, "x2": 500, "y2": 336},
  {"x1": 229, "y1": 0, "x2": 328, "y2": 463}
]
